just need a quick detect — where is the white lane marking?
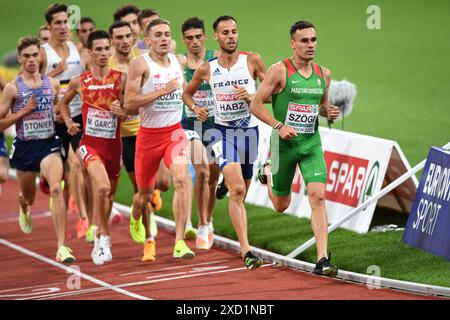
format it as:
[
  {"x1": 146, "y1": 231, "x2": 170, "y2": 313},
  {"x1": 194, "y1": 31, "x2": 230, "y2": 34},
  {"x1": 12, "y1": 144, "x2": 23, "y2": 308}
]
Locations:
[
  {"x1": 0, "y1": 211, "x2": 52, "y2": 223},
  {"x1": 0, "y1": 282, "x2": 64, "y2": 293},
  {"x1": 0, "y1": 287, "x2": 60, "y2": 298},
  {"x1": 24, "y1": 262, "x2": 277, "y2": 300},
  {"x1": 144, "y1": 266, "x2": 230, "y2": 280},
  {"x1": 192, "y1": 266, "x2": 229, "y2": 272},
  {"x1": 120, "y1": 259, "x2": 230, "y2": 277},
  {"x1": 0, "y1": 238, "x2": 151, "y2": 300}
]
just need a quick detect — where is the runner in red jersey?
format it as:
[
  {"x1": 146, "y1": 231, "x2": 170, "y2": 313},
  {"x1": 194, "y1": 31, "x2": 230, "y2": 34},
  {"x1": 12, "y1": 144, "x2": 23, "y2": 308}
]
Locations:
[{"x1": 59, "y1": 30, "x2": 127, "y2": 266}]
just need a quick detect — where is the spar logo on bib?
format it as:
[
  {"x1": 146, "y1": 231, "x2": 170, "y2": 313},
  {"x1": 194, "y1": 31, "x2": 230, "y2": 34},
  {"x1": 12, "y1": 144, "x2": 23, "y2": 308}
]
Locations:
[{"x1": 324, "y1": 151, "x2": 370, "y2": 207}]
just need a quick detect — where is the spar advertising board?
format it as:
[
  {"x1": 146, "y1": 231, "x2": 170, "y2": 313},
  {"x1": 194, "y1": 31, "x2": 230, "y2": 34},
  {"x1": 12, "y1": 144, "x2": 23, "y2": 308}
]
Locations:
[{"x1": 246, "y1": 121, "x2": 418, "y2": 233}]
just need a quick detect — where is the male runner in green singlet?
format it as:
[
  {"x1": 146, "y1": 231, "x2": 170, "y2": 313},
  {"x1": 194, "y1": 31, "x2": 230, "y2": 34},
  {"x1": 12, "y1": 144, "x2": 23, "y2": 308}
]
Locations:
[{"x1": 250, "y1": 21, "x2": 340, "y2": 277}]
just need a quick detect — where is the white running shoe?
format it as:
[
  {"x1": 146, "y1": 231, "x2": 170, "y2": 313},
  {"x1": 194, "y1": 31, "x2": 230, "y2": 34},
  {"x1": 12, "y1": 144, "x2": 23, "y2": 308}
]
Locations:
[
  {"x1": 109, "y1": 207, "x2": 123, "y2": 225},
  {"x1": 100, "y1": 235, "x2": 112, "y2": 262},
  {"x1": 91, "y1": 227, "x2": 104, "y2": 266},
  {"x1": 207, "y1": 221, "x2": 215, "y2": 249},
  {"x1": 196, "y1": 225, "x2": 209, "y2": 250}
]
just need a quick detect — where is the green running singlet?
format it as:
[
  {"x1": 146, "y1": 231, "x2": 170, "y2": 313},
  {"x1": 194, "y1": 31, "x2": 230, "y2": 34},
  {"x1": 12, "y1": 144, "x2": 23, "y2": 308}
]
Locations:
[
  {"x1": 269, "y1": 58, "x2": 327, "y2": 196},
  {"x1": 182, "y1": 49, "x2": 216, "y2": 128}
]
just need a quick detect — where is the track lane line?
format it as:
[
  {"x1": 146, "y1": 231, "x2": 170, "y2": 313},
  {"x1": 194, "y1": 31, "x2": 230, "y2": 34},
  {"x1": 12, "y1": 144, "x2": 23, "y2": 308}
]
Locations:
[
  {"x1": 22, "y1": 262, "x2": 277, "y2": 300},
  {"x1": 0, "y1": 238, "x2": 151, "y2": 300}
]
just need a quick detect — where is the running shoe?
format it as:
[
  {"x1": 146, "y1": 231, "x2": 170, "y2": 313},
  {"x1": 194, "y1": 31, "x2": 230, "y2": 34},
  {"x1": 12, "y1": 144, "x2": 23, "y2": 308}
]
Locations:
[
  {"x1": 149, "y1": 211, "x2": 158, "y2": 237},
  {"x1": 56, "y1": 245, "x2": 76, "y2": 264},
  {"x1": 75, "y1": 217, "x2": 89, "y2": 239},
  {"x1": 100, "y1": 235, "x2": 112, "y2": 262},
  {"x1": 85, "y1": 224, "x2": 96, "y2": 243},
  {"x1": 19, "y1": 206, "x2": 32, "y2": 234},
  {"x1": 109, "y1": 207, "x2": 123, "y2": 225},
  {"x1": 184, "y1": 223, "x2": 197, "y2": 240},
  {"x1": 244, "y1": 250, "x2": 263, "y2": 270},
  {"x1": 257, "y1": 159, "x2": 271, "y2": 185},
  {"x1": 313, "y1": 254, "x2": 338, "y2": 278},
  {"x1": 129, "y1": 214, "x2": 145, "y2": 244},
  {"x1": 173, "y1": 240, "x2": 195, "y2": 259},
  {"x1": 141, "y1": 239, "x2": 156, "y2": 262},
  {"x1": 91, "y1": 227, "x2": 104, "y2": 266},
  {"x1": 151, "y1": 189, "x2": 162, "y2": 211},
  {"x1": 39, "y1": 175, "x2": 50, "y2": 195},
  {"x1": 207, "y1": 221, "x2": 215, "y2": 249},
  {"x1": 215, "y1": 179, "x2": 228, "y2": 199},
  {"x1": 195, "y1": 225, "x2": 209, "y2": 250}
]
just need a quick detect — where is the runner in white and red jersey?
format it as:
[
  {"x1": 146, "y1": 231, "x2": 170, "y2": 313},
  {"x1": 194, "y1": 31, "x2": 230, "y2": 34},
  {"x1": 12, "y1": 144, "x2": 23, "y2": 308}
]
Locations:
[
  {"x1": 125, "y1": 18, "x2": 195, "y2": 260},
  {"x1": 60, "y1": 30, "x2": 127, "y2": 265}
]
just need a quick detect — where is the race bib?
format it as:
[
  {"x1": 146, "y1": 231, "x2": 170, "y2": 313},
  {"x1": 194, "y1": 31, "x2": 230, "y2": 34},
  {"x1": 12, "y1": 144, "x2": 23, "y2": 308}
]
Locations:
[
  {"x1": 215, "y1": 93, "x2": 249, "y2": 122},
  {"x1": 154, "y1": 83, "x2": 183, "y2": 112},
  {"x1": 85, "y1": 108, "x2": 118, "y2": 139},
  {"x1": 23, "y1": 110, "x2": 55, "y2": 139},
  {"x1": 59, "y1": 84, "x2": 82, "y2": 117},
  {"x1": 285, "y1": 102, "x2": 318, "y2": 134},
  {"x1": 185, "y1": 90, "x2": 215, "y2": 118}
]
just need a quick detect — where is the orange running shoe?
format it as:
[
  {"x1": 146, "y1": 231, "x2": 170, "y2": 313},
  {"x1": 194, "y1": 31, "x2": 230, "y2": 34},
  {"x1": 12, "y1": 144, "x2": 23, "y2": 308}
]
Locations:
[
  {"x1": 151, "y1": 189, "x2": 163, "y2": 211},
  {"x1": 141, "y1": 239, "x2": 156, "y2": 262},
  {"x1": 76, "y1": 217, "x2": 89, "y2": 239}
]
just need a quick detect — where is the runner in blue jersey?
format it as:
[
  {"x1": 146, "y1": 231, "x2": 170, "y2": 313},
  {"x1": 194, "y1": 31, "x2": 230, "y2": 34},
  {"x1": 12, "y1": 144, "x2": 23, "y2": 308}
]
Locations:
[
  {"x1": 183, "y1": 16, "x2": 267, "y2": 269},
  {"x1": 0, "y1": 36, "x2": 75, "y2": 263}
]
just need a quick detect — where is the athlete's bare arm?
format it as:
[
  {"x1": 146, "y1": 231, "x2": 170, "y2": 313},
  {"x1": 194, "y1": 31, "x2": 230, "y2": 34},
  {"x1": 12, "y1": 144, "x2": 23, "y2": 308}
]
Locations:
[
  {"x1": 248, "y1": 52, "x2": 266, "y2": 83},
  {"x1": 0, "y1": 75, "x2": 5, "y2": 93},
  {"x1": 250, "y1": 62, "x2": 297, "y2": 140},
  {"x1": 59, "y1": 75, "x2": 81, "y2": 135},
  {"x1": 124, "y1": 56, "x2": 179, "y2": 113},
  {"x1": 318, "y1": 67, "x2": 339, "y2": 120},
  {"x1": 39, "y1": 48, "x2": 48, "y2": 74},
  {"x1": 0, "y1": 82, "x2": 36, "y2": 130},
  {"x1": 50, "y1": 77, "x2": 60, "y2": 108},
  {"x1": 182, "y1": 61, "x2": 210, "y2": 121},
  {"x1": 111, "y1": 73, "x2": 128, "y2": 120}
]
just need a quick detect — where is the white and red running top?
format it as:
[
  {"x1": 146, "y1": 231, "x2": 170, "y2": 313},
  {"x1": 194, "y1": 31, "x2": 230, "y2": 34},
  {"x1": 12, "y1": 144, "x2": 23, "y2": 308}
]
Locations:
[{"x1": 139, "y1": 53, "x2": 184, "y2": 129}]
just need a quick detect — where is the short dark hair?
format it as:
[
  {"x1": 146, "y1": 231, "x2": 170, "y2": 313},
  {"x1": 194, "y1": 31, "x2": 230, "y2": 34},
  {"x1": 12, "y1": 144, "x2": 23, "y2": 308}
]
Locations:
[
  {"x1": 290, "y1": 21, "x2": 315, "y2": 38},
  {"x1": 76, "y1": 17, "x2": 95, "y2": 30},
  {"x1": 182, "y1": 17, "x2": 205, "y2": 34},
  {"x1": 45, "y1": 3, "x2": 68, "y2": 24},
  {"x1": 212, "y1": 15, "x2": 236, "y2": 31},
  {"x1": 109, "y1": 21, "x2": 132, "y2": 36},
  {"x1": 113, "y1": 4, "x2": 140, "y2": 22},
  {"x1": 17, "y1": 36, "x2": 40, "y2": 54},
  {"x1": 39, "y1": 24, "x2": 50, "y2": 33},
  {"x1": 87, "y1": 30, "x2": 110, "y2": 49},
  {"x1": 138, "y1": 8, "x2": 158, "y2": 27},
  {"x1": 145, "y1": 18, "x2": 170, "y2": 35}
]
